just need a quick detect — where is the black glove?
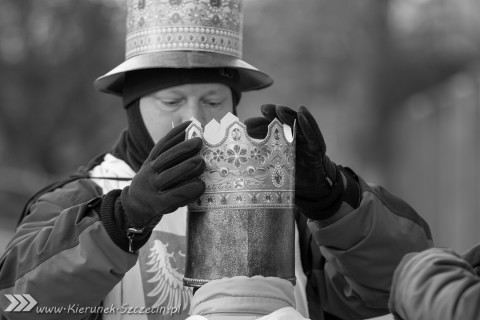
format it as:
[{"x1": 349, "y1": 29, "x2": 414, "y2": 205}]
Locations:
[
  {"x1": 245, "y1": 105, "x2": 359, "y2": 220},
  {"x1": 121, "y1": 121, "x2": 206, "y2": 230}
]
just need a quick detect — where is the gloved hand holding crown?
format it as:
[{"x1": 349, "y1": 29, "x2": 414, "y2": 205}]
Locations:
[
  {"x1": 120, "y1": 121, "x2": 206, "y2": 230},
  {"x1": 100, "y1": 121, "x2": 206, "y2": 252},
  {"x1": 245, "y1": 105, "x2": 360, "y2": 220}
]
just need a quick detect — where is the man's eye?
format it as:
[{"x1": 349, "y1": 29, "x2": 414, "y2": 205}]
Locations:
[
  {"x1": 204, "y1": 101, "x2": 222, "y2": 108},
  {"x1": 162, "y1": 100, "x2": 182, "y2": 107}
]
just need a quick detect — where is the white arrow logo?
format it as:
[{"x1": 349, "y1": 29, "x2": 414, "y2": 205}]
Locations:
[{"x1": 4, "y1": 294, "x2": 37, "y2": 312}]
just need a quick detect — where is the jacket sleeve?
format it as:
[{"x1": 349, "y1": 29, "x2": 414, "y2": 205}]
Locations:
[
  {"x1": 303, "y1": 175, "x2": 433, "y2": 320},
  {"x1": 0, "y1": 179, "x2": 138, "y2": 320},
  {"x1": 389, "y1": 248, "x2": 480, "y2": 320}
]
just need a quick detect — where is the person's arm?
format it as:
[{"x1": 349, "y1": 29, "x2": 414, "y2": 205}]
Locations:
[
  {"x1": 0, "y1": 179, "x2": 137, "y2": 320},
  {"x1": 0, "y1": 121, "x2": 206, "y2": 319},
  {"x1": 307, "y1": 174, "x2": 433, "y2": 319},
  {"x1": 389, "y1": 247, "x2": 480, "y2": 320},
  {"x1": 246, "y1": 105, "x2": 433, "y2": 319}
]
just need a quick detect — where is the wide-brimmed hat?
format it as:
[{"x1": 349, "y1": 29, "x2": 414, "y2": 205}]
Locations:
[{"x1": 94, "y1": 0, "x2": 273, "y2": 96}]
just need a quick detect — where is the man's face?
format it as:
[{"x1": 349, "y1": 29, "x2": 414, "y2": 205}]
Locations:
[{"x1": 140, "y1": 83, "x2": 234, "y2": 143}]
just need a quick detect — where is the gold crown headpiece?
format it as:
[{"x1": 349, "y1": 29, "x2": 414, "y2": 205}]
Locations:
[
  {"x1": 186, "y1": 113, "x2": 295, "y2": 212},
  {"x1": 184, "y1": 113, "x2": 296, "y2": 287}
]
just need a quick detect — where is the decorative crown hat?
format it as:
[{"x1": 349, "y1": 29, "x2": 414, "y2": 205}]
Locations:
[
  {"x1": 94, "y1": 0, "x2": 273, "y2": 95},
  {"x1": 183, "y1": 113, "x2": 296, "y2": 287}
]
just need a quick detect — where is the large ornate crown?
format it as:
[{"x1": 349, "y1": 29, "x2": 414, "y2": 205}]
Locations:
[
  {"x1": 186, "y1": 113, "x2": 295, "y2": 212},
  {"x1": 183, "y1": 113, "x2": 296, "y2": 287}
]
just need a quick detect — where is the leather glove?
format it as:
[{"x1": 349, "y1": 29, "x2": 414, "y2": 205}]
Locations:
[
  {"x1": 121, "y1": 121, "x2": 206, "y2": 231},
  {"x1": 245, "y1": 105, "x2": 359, "y2": 220}
]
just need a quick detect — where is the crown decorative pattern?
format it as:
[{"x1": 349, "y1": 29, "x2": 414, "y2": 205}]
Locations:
[
  {"x1": 186, "y1": 113, "x2": 295, "y2": 212},
  {"x1": 126, "y1": 0, "x2": 243, "y2": 59}
]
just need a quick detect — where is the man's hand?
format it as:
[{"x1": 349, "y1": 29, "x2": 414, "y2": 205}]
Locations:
[
  {"x1": 121, "y1": 121, "x2": 206, "y2": 230},
  {"x1": 245, "y1": 105, "x2": 358, "y2": 220}
]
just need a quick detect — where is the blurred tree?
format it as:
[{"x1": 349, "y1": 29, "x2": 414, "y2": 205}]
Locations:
[
  {"x1": 0, "y1": 0, "x2": 126, "y2": 222},
  {"x1": 362, "y1": 0, "x2": 480, "y2": 182},
  {"x1": 242, "y1": 0, "x2": 480, "y2": 181}
]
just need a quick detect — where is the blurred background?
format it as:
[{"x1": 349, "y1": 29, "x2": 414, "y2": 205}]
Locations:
[{"x1": 1, "y1": 0, "x2": 480, "y2": 254}]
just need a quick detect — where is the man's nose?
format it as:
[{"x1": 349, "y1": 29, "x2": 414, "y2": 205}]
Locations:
[{"x1": 180, "y1": 101, "x2": 205, "y2": 124}]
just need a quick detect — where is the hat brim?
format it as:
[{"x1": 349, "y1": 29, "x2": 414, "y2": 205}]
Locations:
[{"x1": 94, "y1": 51, "x2": 273, "y2": 96}]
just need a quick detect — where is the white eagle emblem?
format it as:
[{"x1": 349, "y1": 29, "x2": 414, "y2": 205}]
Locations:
[{"x1": 145, "y1": 239, "x2": 192, "y2": 311}]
